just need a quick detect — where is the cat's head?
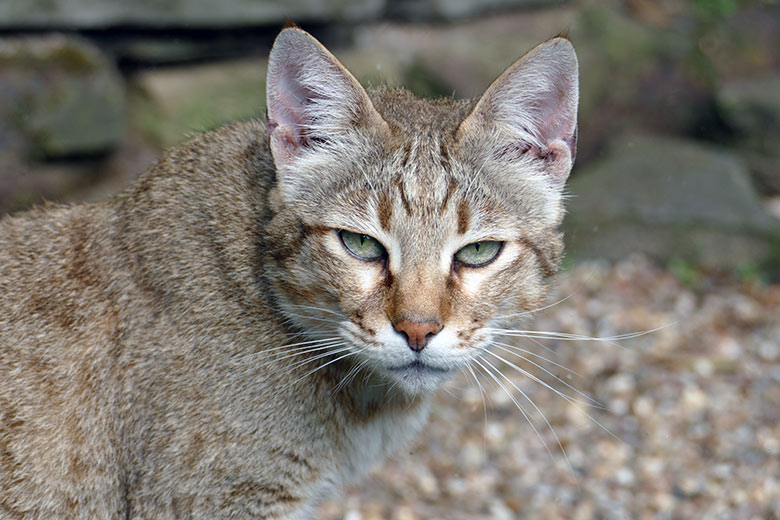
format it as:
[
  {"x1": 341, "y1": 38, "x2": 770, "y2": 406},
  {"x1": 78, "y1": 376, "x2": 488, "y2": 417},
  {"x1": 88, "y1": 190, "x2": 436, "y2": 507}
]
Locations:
[{"x1": 263, "y1": 28, "x2": 578, "y2": 396}]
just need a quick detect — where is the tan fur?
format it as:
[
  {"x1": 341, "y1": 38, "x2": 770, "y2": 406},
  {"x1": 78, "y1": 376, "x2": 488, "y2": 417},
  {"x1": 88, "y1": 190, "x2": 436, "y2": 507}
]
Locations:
[{"x1": 1, "y1": 29, "x2": 577, "y2": 518}]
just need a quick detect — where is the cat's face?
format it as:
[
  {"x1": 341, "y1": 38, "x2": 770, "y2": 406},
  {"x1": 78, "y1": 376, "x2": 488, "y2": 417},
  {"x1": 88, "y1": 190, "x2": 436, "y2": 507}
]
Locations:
[{"x1": 263, "y1": 28, "x2": 577, "y2": 396}]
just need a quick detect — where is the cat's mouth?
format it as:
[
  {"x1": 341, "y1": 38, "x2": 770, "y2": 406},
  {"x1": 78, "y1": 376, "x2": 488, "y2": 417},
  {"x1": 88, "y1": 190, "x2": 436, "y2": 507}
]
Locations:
[
  {"x1": 387, "y1": 359, "x2": 450, "y2": 374},
  {"x1": 380, "y1": 359, "x2": 455, "y2": 395}
]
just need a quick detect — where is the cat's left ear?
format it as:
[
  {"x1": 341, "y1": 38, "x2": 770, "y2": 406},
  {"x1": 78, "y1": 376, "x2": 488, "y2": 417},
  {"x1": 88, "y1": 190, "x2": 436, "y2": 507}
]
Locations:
[{"x1": 457, "y1": 37, "x2": 579, "y2": 186}]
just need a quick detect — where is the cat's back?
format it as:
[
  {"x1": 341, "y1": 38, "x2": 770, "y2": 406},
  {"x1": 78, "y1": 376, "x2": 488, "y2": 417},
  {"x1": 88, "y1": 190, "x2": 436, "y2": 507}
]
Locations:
[
  {"x1": 0, "y1": 202, "x2": 121, "y2": 339},
  {"x1": 0, "y1": 116, "x2": 273, "y2": 332},
  {"x1": 0, "y1": 116, "x2": 276, "y2": 395},
  {"x1": 0, "y1": 202, "x2": 132, "y2": 517}
]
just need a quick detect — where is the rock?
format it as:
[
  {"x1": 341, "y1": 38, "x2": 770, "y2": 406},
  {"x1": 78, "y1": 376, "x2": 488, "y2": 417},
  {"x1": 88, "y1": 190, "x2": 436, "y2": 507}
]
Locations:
[
  {"x1": 131, "y1": 58, "x2": 267, "y2": 148},
  {"x1": 746, "y1": 155, "x2": 780, "y2": 195},
  {"x1": 130, "y1": 11, "x2": 572, "y2": 148},
  {"x1": 0, "y1": 0, "x2": 383, "y2": 29},
  {"x1": 386, "y1": 0, "x2": 567, "y2": 21},
  {"x1": 0, "y1": 35, "x2": 125, "y2": 158},
  {"x1": 718, "y1": 73, "x2": 780, "y2": 145},
  {"x1": 718, "y1": 73, "x2": 780, "y2": 194},
  {"x1": 349, "y1": 9, "x2": 580, "y2": 98},
  {"x1": 563, "y1": 135, "x2": 780, "y2": 270},
  {"x1": 570, "y1": 7, "x2": 715, "y2": 162}
]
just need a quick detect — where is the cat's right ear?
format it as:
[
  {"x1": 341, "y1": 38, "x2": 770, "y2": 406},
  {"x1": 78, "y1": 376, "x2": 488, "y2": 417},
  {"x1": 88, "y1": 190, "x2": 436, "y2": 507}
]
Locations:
[
  {"x1": 457, "y1": 37, "x2": 579, "y2": 187},
  {"x1": 266, "y1": 28, "x2": 389, "y2": 183}
]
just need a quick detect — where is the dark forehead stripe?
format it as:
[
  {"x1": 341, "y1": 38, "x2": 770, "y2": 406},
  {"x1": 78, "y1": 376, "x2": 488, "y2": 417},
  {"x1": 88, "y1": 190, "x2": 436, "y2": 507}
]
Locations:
[
  {"x1": 400, "y1": 141, "x2": 413, "y2": 168},
  {"x1": 456, "y1": 199, "x2": 470, "y2": 235},
  {"x1": 438, "y1": 139, "x2": 451, "y2": 170},
  {"x1": 437, "y1": 178, "x2": 457, "y2": 216},
  {"x1": 392, "y1": 174, "x2": 413, "y2": 216},
  {"x1": 377, "y1": 190, "x2": 393, "y2": 231}
]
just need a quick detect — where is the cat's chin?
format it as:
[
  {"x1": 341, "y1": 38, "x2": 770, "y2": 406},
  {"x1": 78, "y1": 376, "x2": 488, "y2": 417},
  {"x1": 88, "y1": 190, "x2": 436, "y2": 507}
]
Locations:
[{"x1": 380, "y1": 360, "x2": 454, "y2": 395}]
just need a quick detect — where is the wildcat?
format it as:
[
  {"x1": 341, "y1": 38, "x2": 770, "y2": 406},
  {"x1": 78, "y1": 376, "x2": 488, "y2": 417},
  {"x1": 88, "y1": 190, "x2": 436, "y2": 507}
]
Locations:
[{"x1": 0, "y1": 27, "x2": 578, "y2": 518}]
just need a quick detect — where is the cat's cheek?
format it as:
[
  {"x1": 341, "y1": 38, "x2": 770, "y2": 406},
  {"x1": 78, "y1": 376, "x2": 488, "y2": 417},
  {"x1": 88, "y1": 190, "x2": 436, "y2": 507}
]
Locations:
[
  {"x1": 354, "y1": 264, "x2": 383, "y2": 293},
  {"x1": 458, "y1": 268, "x2": 488, "y2": 297}
]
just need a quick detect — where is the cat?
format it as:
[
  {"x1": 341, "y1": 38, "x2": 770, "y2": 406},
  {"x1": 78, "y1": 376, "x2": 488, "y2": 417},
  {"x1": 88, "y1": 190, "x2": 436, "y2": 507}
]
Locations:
[{"x1": 0, "y1": 26, "x2": 578, "y2": 518}]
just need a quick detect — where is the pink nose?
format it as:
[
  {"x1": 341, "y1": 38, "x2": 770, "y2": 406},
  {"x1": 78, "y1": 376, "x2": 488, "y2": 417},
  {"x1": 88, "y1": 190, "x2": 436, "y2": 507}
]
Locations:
[{"x1": 393, "y1": 320, "x2": 442, "y2": 352}]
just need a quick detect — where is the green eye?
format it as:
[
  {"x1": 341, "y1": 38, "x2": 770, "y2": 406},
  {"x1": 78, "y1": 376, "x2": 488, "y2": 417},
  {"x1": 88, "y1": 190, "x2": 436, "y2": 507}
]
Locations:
[
  {"x1": 454, "y1": 241, "x2": 502, "y2": 267},
  {"x1": 339, "y1": 230, "x2": 386, "y2": 261}
]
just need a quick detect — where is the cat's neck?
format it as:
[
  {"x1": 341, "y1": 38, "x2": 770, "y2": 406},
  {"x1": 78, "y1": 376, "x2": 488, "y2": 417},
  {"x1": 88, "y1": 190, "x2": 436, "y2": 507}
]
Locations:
[{"x1": 339, "y1": 365, "x2": 423, "y2": 418}]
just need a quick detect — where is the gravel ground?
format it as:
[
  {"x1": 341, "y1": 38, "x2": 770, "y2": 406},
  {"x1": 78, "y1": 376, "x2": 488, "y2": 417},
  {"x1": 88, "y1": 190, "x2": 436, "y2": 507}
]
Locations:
[{"x1": 317, "y1": 256, "x2": 780, "y2": 520}]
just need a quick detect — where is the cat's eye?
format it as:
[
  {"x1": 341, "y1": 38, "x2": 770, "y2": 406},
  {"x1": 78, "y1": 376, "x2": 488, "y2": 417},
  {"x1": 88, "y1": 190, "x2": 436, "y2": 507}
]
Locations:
[
  {"x1": 454, "y1": 241, "x2": 502, "y2": 267},
  {"x1": 339, "y1": 230, "x2": 386, "y2": 261}
]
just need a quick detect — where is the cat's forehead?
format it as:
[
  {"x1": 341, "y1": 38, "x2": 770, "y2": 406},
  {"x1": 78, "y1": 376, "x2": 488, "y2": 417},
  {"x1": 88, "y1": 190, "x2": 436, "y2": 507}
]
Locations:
[
  {"x1": 368, "y1": 88, "x2": 473, "y2": 136},
  {"x1": 307, "y1": 89, "x2": 553, "y2": 244},
  {"x1": 367, "y1": 89, "x2": 475, "y2": 207}
]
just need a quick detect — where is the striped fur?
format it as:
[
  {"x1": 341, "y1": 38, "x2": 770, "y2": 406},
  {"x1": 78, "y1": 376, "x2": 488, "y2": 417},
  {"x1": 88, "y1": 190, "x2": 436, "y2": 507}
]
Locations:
[{"x1": 0, "y1": 28, "x2": 577, "y2": 517}]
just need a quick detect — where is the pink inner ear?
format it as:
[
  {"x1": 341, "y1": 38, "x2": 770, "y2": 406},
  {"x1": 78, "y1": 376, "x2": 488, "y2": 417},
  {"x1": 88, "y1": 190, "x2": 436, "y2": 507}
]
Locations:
[
  {"x1": 268, "y1": 65, "x2": 316, "y2": 147},
  {"x1": 533, "y1": 81, "x2": 577, "y2": 144}
]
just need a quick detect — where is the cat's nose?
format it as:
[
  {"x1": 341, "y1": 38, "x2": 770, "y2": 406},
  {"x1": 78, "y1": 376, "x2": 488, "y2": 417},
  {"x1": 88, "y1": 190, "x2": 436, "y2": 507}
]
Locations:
[{"x1": 393, "y1": 320, "x2": 442, "y2": 352}]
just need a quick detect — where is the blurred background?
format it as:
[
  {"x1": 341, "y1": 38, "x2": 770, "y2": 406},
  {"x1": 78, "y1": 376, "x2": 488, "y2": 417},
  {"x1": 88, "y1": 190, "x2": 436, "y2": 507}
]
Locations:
[{"x1": 1, "y1": 1, "x2": 778, "y2": 518}]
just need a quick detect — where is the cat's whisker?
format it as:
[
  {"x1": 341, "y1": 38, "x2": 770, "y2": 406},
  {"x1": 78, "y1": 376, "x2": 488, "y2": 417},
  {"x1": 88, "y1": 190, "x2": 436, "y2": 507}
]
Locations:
[
  {"x1": 471, "y1": 358, "x2": 557, "y2": 464},
  {"x1": 495, "y1": 290, "x2": 579, "y2": 320},
  {"x1": 233, "y1": 339, "x2": 344, "y2": 364},
  {"x1": 273, "y1": 348, "x2": 358, "y2": 393},
  {"x1": 284, "y1": 345, "x2": 352, "y2": 374},
  {"x1": 440, "y1": 385, "x2": 458, "y2": 399},
  {"x1": 244, "y1": 349, "x2": 353, "y2": 380},
  {"x1": 248, "y1": 342, "x2": 349, "y2": 369},
  {"x1": 488, "y1": 340, "x2": 580, "y2": 376},
  {"x1": 490, "y1": 341, "x2": 606, "y2": 410},
  {"x1": 350, "y1": 359, "x2": 372, "y2": 389},
  {"x1": 386, "y1": 379, "x2": 404, "y2": 403},
  {"x1": 259, "y1": 344, "x2": 351, "y2": 378},
  {"x1": 489, "y1": 323, "x2": 670, "y2": 343},
  {"x1": 333, "y1": 358, "x2": 371, "y2": 395},
  {"x1": 283, "y1": 303, "x2": 346, "y2": 319},
  {"x1": 497, "y1": 328, "x2": 559, "y2": 356},
  {"x1": 487, "y1": 342, "x2": 603, "y2": 409},
  {"x1": 486, "y1": 327, "x2": 657, "y2": 352},
  {"x1": 465, "y1": 363, "x2": 490, "y2": 446},
  {"x1": 463, "y1": 153, "x2": 490, "y2": 201},
  {"x1": 344, "y1": 359, "x2": 370, "y2": 387},
  {"x1": 483, "y1": 348, "x2": 602, "y2": 410},
  {"x1": 356, "y1": 162, "x2": 379, "y2": 200},
  {"x1": 476, "y1": 355, "x2": 577, "y2": 480},
  {"x1": 483, "y1": 350, "x2": 619, "y2": 441},
  {"x1": 290, "y1": 349, "x2": 358, "y2": 385},
  {"x1": 232, "y1": 337, "x2": 344, "y2": 362}
]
